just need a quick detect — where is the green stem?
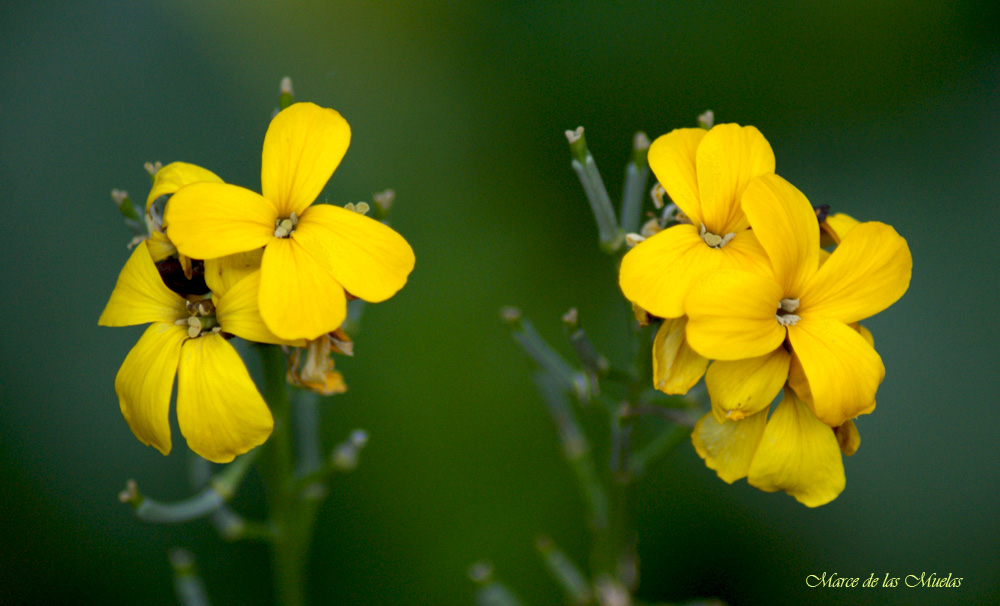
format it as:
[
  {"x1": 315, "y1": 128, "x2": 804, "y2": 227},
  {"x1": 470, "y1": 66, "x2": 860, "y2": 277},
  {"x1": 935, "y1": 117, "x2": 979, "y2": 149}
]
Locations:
[
  {"x1": 593, "y1": 411, "x2": 630, "y2": 579},
  {"x1": 292, "y1": 391, "x2": 322, "y2": 477},
  {"x1": 121, "y1": 450, "x2": 259, "y2": 524},
  {"x1": 567, "y1": 127, "x2": 625, "y2": 253},
  {"x1": 590, "y1": 306, "x2": 653, "y2": 587},
  {"x1": 258, "y1": 344, "x2": 307, "y2": 606},
  {"x1": 533, "y1": 372, "x2": 608, "y2": 532},
  {"x1": 619, "y1": 132, "x2": 650, "y2": 235}
]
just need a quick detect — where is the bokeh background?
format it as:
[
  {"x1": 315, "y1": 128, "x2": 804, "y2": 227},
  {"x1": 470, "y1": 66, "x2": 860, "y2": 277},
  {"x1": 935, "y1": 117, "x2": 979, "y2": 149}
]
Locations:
[{"x1": 2, "y1": 2, "x2": 998, "y2": 605}]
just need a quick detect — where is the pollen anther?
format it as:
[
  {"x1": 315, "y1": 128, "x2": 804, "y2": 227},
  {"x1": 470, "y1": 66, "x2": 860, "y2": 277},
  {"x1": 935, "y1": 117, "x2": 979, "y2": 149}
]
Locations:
[
  {"x1": 779, "y1": 298, "x2": 800, "y2": 313},
  {"x1": 776, "y1": 313, "x2": 800, "y2": 327},
  {"x1": 699, "y1": 223, "x2": 735, "y2": 249},
  {"x1": 187, "y1": 316, "x2": 203, "y2": 338},
  {"x1": 274, "y1": 211, "x2": 299, "y2": 238}
]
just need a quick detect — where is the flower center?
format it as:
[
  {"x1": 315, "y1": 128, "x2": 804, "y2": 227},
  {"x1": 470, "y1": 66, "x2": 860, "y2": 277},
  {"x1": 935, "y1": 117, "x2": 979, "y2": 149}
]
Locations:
[
  {"x1": 775, "y1": 298, "x2": 800, "y2": 327},
  {"x1": 176, "y1": 299, "x2": 221, "y2": 338},
  {"x1": 700, "y1": 223, "x2": 735, "y2": 249},
  {"x1": 274, "y1": 212, "x2": 299, "y2": 238}
]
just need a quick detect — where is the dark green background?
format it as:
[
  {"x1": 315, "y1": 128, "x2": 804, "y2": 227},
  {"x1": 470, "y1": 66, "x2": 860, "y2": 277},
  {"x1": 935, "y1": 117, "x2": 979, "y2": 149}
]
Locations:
[{"x1": 2, "y1": 2, "x2": 998, "y2": 605}]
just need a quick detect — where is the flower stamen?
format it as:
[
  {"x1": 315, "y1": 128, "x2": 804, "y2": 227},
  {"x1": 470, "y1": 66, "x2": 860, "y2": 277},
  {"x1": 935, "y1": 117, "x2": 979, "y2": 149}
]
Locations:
[
  {"x1": 187, "y1": 316, "x2": 203, "y2": 338},
  {"x1": 776, "y1": 298, "x2": 801, "y2": 326},
  {"x1": 779, "y1": 298, "x2": 800, "y2": 313},
  {"x1": 180, "y1": 299, "x2": 220, "y2": 337},
  {"x1": 699, "y1": 223, "x2": 735, "y2": 249},
  {"x1": 274, "y1": 211, "x2": 299, "y2": 238}
]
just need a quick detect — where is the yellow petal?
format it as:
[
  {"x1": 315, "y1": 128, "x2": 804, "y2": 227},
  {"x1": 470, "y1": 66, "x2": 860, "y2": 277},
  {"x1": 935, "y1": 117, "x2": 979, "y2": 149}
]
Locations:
[
  {"x1": 619, "y1": 224, "x2": 722, "y2": 319},
  {"x1": 706, "y1": 348, "x2": 790, "y2": 422},
  {"x1": 214, "y1": 270, "x2": 306, "y2": 347},
  {"x1": 146, "y1": 231, "x2": 177, "y2": 263},
  {"x1": 788, "y1": 316, "x2": 884, "y2": 426},
  {"x1": 176, "y1": 334, "x2": 273, "y2": 463},
  {"x1": 817, "y1": 248, "x2": 831, "y2": 267},
  {"x1": 647, "y1": 128, "x2": 707, "y2": 225},
  {"x1": 652, "y1": 317, "x2": 708, "y2": 394},
  {"x1": 717, "y1": 229, "x2": 773, "y2": 279},
  {"x1": 258, "y1": 238, "x2": 348, "y2": 340},
  {"x1": 692, "y1": 409, "x2": 767, "y2": 484},
  {"x1": 853, "y1": 323, "x2": 876, "y2": 415},
  {"x1": 696, "y1": 124, "x2": 775, "y2": 234},
  {"x1": 856, "y1": 323, "x2": 875, "y2": 347},
  {"x1": 684, "y1": 269, "x2": 786, "y2": 360},
  {"x1": 741, "y1": 174, "x2": 819, "y2": 296},
  {"x1": 747, "y1": 390, "x2": 845, "y2": 507},
  {"x1": 293, "y1": 204, "x2": 415, "y2": 303},
  {"x1": 99, "y1": 242, "x2": 188, "y2": 326},
  {"x1": 164, "y1": 182, "x2": 276, "y2": 260},
  {"x1": 835, "y1": 420, "x2": 861, "y2": 456},
  {"x1": 820, "y1": 212, "x2": 860, "y2": 245},
  {"x1": 799, "y1": 222, "x2": 912, "y2": 324},
  {"x1": 204, "y1": 249, "x2": 264, "y2": 300},
  {"x1": 789, "y1": 323, "x2": 876, "y2": 413},
  {"x1": 146, "y1": 162, "x2": 224, "y2": 211},
  {"x1": 114, "y1": 323, "x2": 186, "y2": 455},
  {"x1": 261, "y1": 102, "x2": 351, "y2": 218},
  {"x1": 787, "y1": 351, "x2": 813, "y2": 405}
]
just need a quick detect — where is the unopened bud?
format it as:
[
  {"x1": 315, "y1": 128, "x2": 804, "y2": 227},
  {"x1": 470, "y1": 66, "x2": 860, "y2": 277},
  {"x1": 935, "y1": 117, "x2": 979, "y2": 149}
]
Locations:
[
  {"x1": 169, "y1": 548, "x2": 195, "y2": 573},
  {"x1": 144, "y1": 161, "x2": 163, "y2": 178},
  {"x1": 468, "y1": 561, "x2": 494, "y2": 584},
  {"x1": 499, "y1": 306, "x2": 522, "y2": 325},
  {"x1": 372, "y1": 189, "x2": 395, "y2": 213},
  {"x1": 595, "y1": 575, "x2": 632, "y2": 606},
  {"x1": 118, "y1": 479, "x2": 141, "y2": 505},
  {"x1": 279, "y1": 77, "x2": 294, "y2": 110},
  {"x1": 111, "y1": 188, "x2": 142, "y2": 223},
  {"x1": 111, "y1": 189, "x2": 129, "y2": 207},
  {"x1": 650, "y1": 183, "x2": 666, "y2": 210},
  {"x1": 625, "y1": 233, "x2": 645, "y2": 248},
  {"x1": 632, "y1": 131, "x2": 650, "y2": 151},
  {"x1": 565, "y1": 125, "x2": 584, "y2": 146},
  {"x1": 331, "y1": 429, "x2": 370, "y2": 471},
  {"x1": 697, "y1": 109, "x2": 715, "y2": 130}
]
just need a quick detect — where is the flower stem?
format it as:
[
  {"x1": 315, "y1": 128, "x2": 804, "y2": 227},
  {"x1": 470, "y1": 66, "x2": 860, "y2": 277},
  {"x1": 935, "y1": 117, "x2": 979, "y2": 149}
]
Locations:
[
  {"x1": 258, "y1": 344, "x2": 308, "y2": 606},
  {"x1": 620, "y1": 132, "x2": 650, "y2": 235}
]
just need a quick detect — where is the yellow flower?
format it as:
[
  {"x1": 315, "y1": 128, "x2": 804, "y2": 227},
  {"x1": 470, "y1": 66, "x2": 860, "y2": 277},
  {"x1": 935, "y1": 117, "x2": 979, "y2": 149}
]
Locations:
[
  {"x1": 692, "y1": 388, "x2": 855, "y2": 507},
  {"x1": 619, "y1": 124, "x2": 776, "y2": 319},
  {"x1": 163, "y1": 102, "x2": 415, "y2": 340},
  {"x1": 698, "y1": 215, "x2": 868, "y2": 423},
  {"x1": 98, "y1": 242, "x2": 304, "y2": 462},
  {"x1": 685, "y1": 174, "x2": 912, "y2": 426}
]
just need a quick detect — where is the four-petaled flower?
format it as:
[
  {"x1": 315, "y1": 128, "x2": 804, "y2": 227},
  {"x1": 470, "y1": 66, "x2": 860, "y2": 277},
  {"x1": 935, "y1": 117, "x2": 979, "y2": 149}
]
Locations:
[
  {"x1": 619, "y1": 123, "x2": 776, "y2": 319},
  {"x1": 685, "y1": 174, "x2": 912, "y2": 427},
  {"x1": 99, "y1": 242, "x2": 304, "y2": 462},
  {"x1": 164, "y1": 102, "x2": 415, "y2": 341}
]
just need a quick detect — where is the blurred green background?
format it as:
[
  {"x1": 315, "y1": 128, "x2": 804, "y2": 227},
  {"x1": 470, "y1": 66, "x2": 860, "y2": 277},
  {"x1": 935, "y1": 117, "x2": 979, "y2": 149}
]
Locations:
[{"x1": 2, "y1": 2, "x2": 998, "y2": 605}]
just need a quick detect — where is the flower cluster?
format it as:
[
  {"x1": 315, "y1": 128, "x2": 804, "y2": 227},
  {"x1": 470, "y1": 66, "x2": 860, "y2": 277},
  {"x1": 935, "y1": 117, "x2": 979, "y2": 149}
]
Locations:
[
  {"x1": 619, "y1": 124, "x2": 911, "y2": 506},
  {"x1": 100, "y1": 102, "x2": 415, "y2": 463}
]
